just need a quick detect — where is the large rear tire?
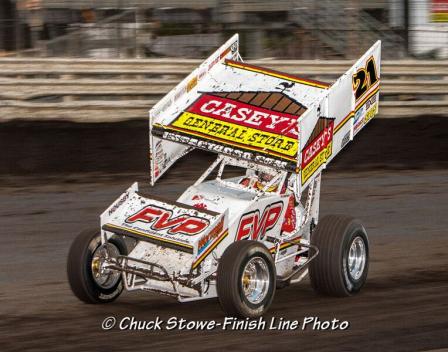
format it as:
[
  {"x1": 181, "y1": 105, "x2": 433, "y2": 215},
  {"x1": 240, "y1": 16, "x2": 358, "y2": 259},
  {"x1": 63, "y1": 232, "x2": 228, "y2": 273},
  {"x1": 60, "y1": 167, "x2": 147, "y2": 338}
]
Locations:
[
  {"x1": 217, "y1": 240, "x2": 276, "y2": 318},
  {"x1": 309, "y1": 215, "x2": 369, "y2": 296},
  {"x1": 67, "y1": 229, "x2": 127, "y2": 304}
]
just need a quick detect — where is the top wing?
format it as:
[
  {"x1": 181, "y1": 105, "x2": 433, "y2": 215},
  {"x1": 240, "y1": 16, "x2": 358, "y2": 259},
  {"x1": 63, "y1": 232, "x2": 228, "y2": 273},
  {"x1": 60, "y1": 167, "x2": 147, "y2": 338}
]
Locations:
[
  {"x1": 150, "y1": 35, "x2": 329, "y2": 182},
  {"x1": 149, "y1": 34, "x2": 381, "y2": 189}
]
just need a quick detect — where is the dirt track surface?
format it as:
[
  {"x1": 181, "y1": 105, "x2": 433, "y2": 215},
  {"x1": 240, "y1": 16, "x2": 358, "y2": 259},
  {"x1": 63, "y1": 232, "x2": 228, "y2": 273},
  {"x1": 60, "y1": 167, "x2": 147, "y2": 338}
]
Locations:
[{"x1": 1, "y1": 117, "x2": 448, "y2": 351}]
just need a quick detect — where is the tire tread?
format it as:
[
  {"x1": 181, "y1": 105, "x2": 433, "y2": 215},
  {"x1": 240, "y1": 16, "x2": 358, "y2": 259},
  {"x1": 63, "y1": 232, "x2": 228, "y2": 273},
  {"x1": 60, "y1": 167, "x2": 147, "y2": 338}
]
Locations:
[
  {"x1": 67, "y1": 229, "x2": 126, "y2": 304},
  {"x1": 217, "y1": 240, "x2": 275, "y2": 317},
  {"x1": 309, "y1": 215, "x2": 367, "y2": 297}
]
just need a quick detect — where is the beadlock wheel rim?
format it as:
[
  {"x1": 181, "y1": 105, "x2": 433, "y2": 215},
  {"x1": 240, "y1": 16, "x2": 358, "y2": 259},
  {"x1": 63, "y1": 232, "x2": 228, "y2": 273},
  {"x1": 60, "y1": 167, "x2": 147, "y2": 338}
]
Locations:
[
  {"x1": 241, "y1": 257, "x2": 270, "y2": 304},
  {"x1": 348, "y1": 236, "x2": 366, "y2": 281},
  {"x1": 91, "y1": 243, "x2": 121, "y2": 289}
]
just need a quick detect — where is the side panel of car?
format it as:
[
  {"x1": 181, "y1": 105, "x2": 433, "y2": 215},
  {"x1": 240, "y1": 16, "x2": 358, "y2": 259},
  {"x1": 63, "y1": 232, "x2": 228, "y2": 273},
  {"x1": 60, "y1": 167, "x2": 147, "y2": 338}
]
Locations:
[{"x1": 197, "y1": 195, "x2": 289, "y2": 269}]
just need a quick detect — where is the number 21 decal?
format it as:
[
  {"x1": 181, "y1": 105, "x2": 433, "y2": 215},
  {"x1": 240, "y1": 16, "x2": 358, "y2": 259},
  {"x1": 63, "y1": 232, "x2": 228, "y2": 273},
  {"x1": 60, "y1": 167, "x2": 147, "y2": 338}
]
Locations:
[{"x1": 352, "y1": 56, "x2": 379, "y2": 101}]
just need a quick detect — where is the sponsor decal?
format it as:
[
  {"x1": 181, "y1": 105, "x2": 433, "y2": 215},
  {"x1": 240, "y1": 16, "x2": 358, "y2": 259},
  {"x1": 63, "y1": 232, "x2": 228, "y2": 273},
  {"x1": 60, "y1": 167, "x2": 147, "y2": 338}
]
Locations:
[
  {"x1": 341, "y1": 131, "x2": 350, "y2": 149},
  {"x1": 171, "y1": 112, "x2": 297, "y2": 157},
  {"x1": 198, "y1": 218, "x2": 225, "y2": 255},
  {"x1": 364, "y1": 102, "x2": 378, "y2": 124},
  {"x1": 192, "y1": 229, "x2": 228, "y2": 269},
  {"x1": 354, "y1": 106, "x2": 365, "y2": 124},
  {"x1": 126, "y1": 205, "x2": 210, "y2": 236},
  {"x1": 168, "y1": 93, "x2": 299, "y2": 160},
  {"x1": 188, "y1": 94, "x2": 299, "y2": 138},
  {"x1": 354, "y1": 94, "x2": 378, "y2": 134},
  {"x1": 153, "y1": 140, "x2": 166, "y2": 178},
  {"x1": 207, "y1": 44, "x2": 231, "y2": 71},
  {"x1": 187, "y1": 76, "x2": 198, "y2": 92},
  {"x1": 254, "y1": 154, "x2": 290, "y2": 169},
  {"x1": 161, "y1": 130, "x2": 292, "y2": 170},
  {"x1": 301, "y1": 142, "x2": 333, "y2": 185},
  {"x1": 269, "y1": 236, "x2": 301, "y2": 254},
  {"x1": 108, "y1": 192, "x2": 130, "y2": 216},
  {"x1": 365, "y1": 92, "x2": 377, "y2": 109},
  {"x1": 301, "y1": 121, "x2": 334, "y2": 185},
  {"x1": 236, "y1": 202, "x2": 284, "y2": 241},
  {"x1": 302, "y1": 121, "x2": 333, "y2": 166}
]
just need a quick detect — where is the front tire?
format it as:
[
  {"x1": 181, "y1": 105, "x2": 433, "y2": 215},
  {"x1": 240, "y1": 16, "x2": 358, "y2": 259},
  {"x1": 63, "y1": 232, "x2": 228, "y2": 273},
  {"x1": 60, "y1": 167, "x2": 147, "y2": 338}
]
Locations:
[
  {"x1": 67, "y1": 229, "x2": 127, "y2": 304},
  {"x1": 309, "y1": 215, "x2": 369, "y2": 297},
  {"x1": 217, "y1": 240, "x2": 276, "y2": 318}
]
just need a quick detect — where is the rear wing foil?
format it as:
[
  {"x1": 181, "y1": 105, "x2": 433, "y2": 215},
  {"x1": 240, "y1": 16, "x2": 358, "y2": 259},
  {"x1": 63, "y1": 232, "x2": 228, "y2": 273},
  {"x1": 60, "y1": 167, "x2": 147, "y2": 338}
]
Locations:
[
  {"x1": 149, "y1": 35, "x2": 380, "y2": 190},
  {"x1": 297, "y1": 41, "x2": 381, "y2": 192},
  {"x1": 149, "y1": 35, "x2": 328, "y2": 180},
  {"x1": 149, "y1": 34, "x2": 240, "y2": 185}
]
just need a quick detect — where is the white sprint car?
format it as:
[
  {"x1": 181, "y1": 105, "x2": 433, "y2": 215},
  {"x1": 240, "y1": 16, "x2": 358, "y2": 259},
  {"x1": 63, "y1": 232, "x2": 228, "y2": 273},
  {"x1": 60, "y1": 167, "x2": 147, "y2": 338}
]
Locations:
[{"x1": 68, "y1": 34, "x2": 381, "y2": 318}]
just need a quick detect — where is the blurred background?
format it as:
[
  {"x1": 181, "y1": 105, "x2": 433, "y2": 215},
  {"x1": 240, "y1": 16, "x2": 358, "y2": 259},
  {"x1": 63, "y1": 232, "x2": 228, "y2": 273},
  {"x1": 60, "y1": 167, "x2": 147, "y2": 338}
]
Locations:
[
  {"x1": 1, "y1": 3, "x2": 448, "y2": 351},
  {"x1": 0, "y1": 0, "x2": 446, "y2": 174},
  {"x1": 0, "y1": 0, "x2": 447, "y2": 59}
]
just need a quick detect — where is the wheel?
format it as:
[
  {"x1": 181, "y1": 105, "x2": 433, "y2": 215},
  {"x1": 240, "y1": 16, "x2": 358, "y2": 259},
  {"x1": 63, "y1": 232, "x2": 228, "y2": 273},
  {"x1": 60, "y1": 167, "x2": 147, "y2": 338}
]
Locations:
[
  {"x1": 67, "y1": 228, "x2": 127, "y2": 304},
  {"x1": 216, "y1": 240, "x2": 276, "y2": 318},
  {"x1": 309, "y1": 215, "x2": 369, "y2": 297}
]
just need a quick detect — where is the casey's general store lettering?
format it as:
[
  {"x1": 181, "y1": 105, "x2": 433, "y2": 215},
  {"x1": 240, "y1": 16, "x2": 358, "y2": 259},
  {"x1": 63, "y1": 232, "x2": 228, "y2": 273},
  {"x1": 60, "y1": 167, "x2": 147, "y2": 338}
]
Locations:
[
  {"x1": 302, "y1": 121, "x2": 334, "y2": 166},
  {"x1": 188, "y1": 94, "x2": 300, "y2": 138},
  {"x1": 171, "y1": 112, "x2": 297, "y2": 157}
]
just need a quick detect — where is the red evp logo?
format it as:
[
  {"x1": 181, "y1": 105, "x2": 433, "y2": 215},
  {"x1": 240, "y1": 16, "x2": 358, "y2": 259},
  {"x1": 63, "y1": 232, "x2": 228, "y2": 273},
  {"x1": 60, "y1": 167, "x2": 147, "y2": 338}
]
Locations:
[
  {"x1": 126, "y1": 205, "x2": 210, "y2": 236},
  {"x1": 236, "y1": 202, "x2": 284, "y2": 241}
]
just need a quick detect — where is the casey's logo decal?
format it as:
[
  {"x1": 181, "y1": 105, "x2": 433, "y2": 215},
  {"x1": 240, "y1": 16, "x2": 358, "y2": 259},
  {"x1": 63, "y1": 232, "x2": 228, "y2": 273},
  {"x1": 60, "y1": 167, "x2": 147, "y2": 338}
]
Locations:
[
  {"x1": 169, "y1": 94, "x2": 299, "y2": 160},
  {"x1": 189, "y1": 94, "x2": 299, "y2": 138},
  {"x1": 126, "y1": 205, "x2": 210, "y2": 236},
  {"x1": 236, "y1": 202, "x2": 283, "y2": 241},
  {"x1": 301, "y1": 120, "x2": 334, "y2": 185}
]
